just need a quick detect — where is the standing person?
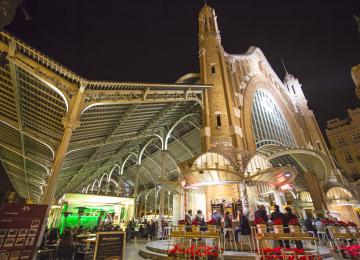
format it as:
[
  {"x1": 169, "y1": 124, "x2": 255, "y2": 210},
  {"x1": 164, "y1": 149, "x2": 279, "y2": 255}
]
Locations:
[
  {"x1": 254, "y1": 205, "x2": 269, "y2": 223},
  {"x1": 224, "y1": 211, "x2": 232, "y2": 228},
  {"x1": 185, "y1": 209, "x2": 192, "y2": 231},
  {"x1": 56, "y1": 229, "x2": 75, "y2": 260},
  {"x1": 196, "y1": 210, "x2": 207, "y2": 231},
  {"x1": 47, "y1": 228, "x2": 59, "y2": 244},
  {"x1": 150, "y1": 220, "x2": 157, "y2": 240},
  {"x1": 285, "y1": 207, "x2": 303, "y2": 248},
  {"x1": 304, "y1": 214, "x2": 317, "y2": 235},
  {"x1": 271, "y1": 205, "x2": 290, "y2": 248},
  {"x1": 145, "y1": 221, "x2": 151, "y2": 240},
  {"x1": 211, "y1": 210, "x2": 222, "y2": 227},
  {"x1": 235, "y1": 210, "x2": 251, "y2": 242},
  {"x1": 224, "y1": 211, "x2": 232, "y2": 240},
  {"x1": 185, "y1": 210, "x2": 192, "y2": 225}
]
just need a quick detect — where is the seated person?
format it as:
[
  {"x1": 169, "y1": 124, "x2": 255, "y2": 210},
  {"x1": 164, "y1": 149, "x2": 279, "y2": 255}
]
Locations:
[
  {"x1": 56, "y1": 229, "x2": 75, "y2": 260},
  {"x1": 235, "y1": 210, "x2": 251, "y2": 242}
]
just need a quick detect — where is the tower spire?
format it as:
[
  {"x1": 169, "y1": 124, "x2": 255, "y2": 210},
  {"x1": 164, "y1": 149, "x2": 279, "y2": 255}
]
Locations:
[{"x1": 281, "y1": 58, "x2": 288, "y2": 75}]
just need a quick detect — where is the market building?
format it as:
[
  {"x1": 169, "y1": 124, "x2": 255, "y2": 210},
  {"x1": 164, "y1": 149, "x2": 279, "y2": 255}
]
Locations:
[
  {"x1": 352, "y1": 64, "x2": 360, "y2": 99},
  {"x1": 0, "y1": 5, "x2": 359, "y2": 257},
  {"x1": 326, "y1": 108, "x2": 360, "y2": 181}
]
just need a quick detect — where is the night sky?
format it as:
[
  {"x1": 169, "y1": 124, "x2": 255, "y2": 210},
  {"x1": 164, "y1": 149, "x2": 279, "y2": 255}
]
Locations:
[{"x1": 5, "y1": 0, "x2": 360, "y2": 132}]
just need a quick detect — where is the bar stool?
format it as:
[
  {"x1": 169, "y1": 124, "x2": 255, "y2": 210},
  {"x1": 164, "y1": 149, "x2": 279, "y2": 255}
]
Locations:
[
  {"x1": 223, "y1": 228, "x2": 237, "y2": 251},
  {"x1": 238, "y1": 235, "x2": 253, "y2": 252}
]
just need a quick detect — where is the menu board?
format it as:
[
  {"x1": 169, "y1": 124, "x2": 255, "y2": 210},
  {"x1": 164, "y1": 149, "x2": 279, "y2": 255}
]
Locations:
[
  {"x1": 211, "y1": 203, "x2": 224, "y2": 215},
  {"x1": 93, "y1": 231, "x2": 126, "y2": 260},
  {"x1": 0, "y1": 203, "x2": 48, "y2": 260}
]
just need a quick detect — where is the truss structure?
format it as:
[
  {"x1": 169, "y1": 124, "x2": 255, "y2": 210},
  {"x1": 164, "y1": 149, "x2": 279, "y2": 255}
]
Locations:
[{"x1": 0, "y1": 32, "x2": 209, "y2": 202}]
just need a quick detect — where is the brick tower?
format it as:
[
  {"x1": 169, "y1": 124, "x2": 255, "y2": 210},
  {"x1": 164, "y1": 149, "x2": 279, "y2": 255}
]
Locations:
[{"x1": 198, "y1": 5, "x2": 243, "y2": 152}]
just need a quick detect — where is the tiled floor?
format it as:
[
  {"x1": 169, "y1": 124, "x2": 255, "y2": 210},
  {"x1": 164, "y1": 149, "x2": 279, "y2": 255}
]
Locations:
[{"x1": 125, "y1": 240, "x2": 148, "y2": 259}]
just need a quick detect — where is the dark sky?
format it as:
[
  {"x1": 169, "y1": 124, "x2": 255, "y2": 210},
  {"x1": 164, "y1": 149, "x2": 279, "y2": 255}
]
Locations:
[{"x1": 5, "y1": 0, "x2": 360, "y2": 133}]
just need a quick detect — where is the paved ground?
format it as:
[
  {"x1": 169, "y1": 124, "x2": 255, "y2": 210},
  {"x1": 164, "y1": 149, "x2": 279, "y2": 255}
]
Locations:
[{"x1": 125, "y1": 239, "x2": 149, "y2": 260}]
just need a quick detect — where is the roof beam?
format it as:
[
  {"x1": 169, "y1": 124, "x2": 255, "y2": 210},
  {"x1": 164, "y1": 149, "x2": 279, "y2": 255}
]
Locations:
[{"x1": 8, "y1": 40, "x2": 30, "y2": 199}]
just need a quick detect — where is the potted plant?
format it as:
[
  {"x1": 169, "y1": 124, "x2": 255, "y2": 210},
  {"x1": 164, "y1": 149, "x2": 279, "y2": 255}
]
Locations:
[
  {"x1": 254, "y1": 217, "x2": 267, "y2": 234},
  {"x1": 288, "y1": 218, "x2": 300, "y2": 233},
  {"x1": 272, "y1": 218, "x2": 283, "y2": 234}
]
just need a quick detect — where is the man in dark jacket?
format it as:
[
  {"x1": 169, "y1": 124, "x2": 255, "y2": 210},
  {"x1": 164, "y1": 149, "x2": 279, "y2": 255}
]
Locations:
[
  {"x1": 271, "y1": 205, "x2": 290, "y2": 248},
  {"x1": 285, "y1": 207, "x2": 303, "y2": 248},
  {"x1": 235, "y1": 210, "x2": 251, "y2": 242},
  {"x1": 254, "y1": 205, "x2": 268, "y2": 222}
]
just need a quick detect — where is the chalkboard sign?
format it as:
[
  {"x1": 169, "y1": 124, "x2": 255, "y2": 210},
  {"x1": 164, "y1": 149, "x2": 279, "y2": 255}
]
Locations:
[
  {"x1": 0, "y1": 203, "x2": 48, "y2": 260},
  {"x1": 93, "y1": 231, "x2": 126, "y2": 260}
]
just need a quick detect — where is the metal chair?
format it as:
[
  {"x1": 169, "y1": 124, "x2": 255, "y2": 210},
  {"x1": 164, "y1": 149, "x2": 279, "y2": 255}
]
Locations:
[{"x1": 223, "y1": 228, "x2": 237, "y2": 251}]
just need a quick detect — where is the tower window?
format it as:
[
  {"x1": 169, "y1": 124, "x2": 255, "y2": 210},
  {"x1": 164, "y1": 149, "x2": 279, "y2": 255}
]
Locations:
[
  {"x1": 211, "y1": 64, "x2": 216, "y2": 74},
  {"x1": 216, "y1": 114, "x2": 221, "y2": 127},
  {"x1": 344, "y1": 152, "x2": 353, "y2": 163}
]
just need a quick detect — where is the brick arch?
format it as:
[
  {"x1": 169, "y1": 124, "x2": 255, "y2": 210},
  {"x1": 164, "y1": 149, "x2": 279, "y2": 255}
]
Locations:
[{"x1": 241, "y1": 75, "x2": 306, "y2": 151}]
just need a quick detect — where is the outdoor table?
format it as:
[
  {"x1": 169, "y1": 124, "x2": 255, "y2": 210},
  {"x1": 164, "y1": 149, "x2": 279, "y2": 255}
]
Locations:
[
  {"x1": 76, "y1": 233, "x2": 96, "y2": 239},
  {"x1": 83, "y1": 237, "x2": 96, "y2": 250},
  {"x1": 37, "y1": 248, "x2": 55, "y2": 259}
]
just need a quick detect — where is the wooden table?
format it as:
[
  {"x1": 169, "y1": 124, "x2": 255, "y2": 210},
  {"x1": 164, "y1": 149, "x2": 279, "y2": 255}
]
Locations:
[{"x1": 83, "y1": 237, "x2": 96, "y2": 250}]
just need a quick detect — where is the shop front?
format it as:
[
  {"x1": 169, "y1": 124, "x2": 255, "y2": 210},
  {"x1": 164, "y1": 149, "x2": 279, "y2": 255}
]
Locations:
[{"x1": 49, "y1": 193, "x2": 134, "y2": 233}]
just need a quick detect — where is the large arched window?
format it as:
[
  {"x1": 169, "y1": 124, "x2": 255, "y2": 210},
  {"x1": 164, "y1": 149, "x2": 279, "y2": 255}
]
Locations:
[{"x1": 252, "y1": 89, "x2": 296, "y2": 148}]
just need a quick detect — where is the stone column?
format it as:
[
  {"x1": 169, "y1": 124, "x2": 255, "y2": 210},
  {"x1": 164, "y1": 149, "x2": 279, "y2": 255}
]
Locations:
[
  {"x1": 172, "y1": 194, "x2": 181, "y2": 225},
  {"x1": 133, "y1": 165, "x2": 140, "y2": 217},
  {"x1": 158, "y1": 150, "x2": 166, "y2": 237},
  {"x1": 304, "y1": 172, "x2": 327, "y2": 216},
  {"x1": 273, "y1": 189, "x2": 285, "y2": 212},
  {"x1": 144, "y1": 196, "x2": 147, "y2": 220},
  {"x1": 154, "y1": 189, "x2": 158, "y2": 219},
  {"x1": 105, "y1": 181, "x2": 110, "y2": 195},
  {"x1": 240, "y1": 181, "x2": 249, "y2": 215}
]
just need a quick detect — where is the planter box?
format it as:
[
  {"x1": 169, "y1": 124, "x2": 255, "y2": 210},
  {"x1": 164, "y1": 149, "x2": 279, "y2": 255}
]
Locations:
[
  {"x1": 289, "y1": 225, "x2": 300, "y2": 234},
  {"x1": 257, "y1": 224, "x2": 267, "y2": 234},
  {"x1": 273, "y1": 225, "x2": 283, "y2": 234}
]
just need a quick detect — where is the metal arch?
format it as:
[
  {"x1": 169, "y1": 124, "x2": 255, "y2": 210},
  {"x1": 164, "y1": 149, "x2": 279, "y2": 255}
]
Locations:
[
  {"x1": 170, "y1": 135, "x2": 195, "y2": 157},
  {"x1": 8, "y1": 54, "x2": 70, "y2": 112},
  {"x1": 80, "y1": 99, "x2": 202, "y2": 116},
  {"x1": 267, "y1": 148, "x2": 329, "y2": 175},
  {"x1": 138, "y1": 136, "x2": 164, "y2": 165},
  {"x1": 180, "y1": 120, "x2": 200, "y2": 130},
  {"x1": 153, "y1": 143, "x2": 178, "y2": 170},
  {"x1": 109, "y1": 178, "x2": 119, "y2": 188},
  {"x1": 0, "y1": 120, "x2": 55, "y2": 160},
  {"x1": 164, "y1": 113, "x2": 198, "y2": 150},
  {"x1": 107, "y1": 164, "x2": 121, "y2": 182},
  {"x1": 136, "y1": 190, "x2": 146, "y2": 202},
  {"x1": 85, "y1": 183, "x2": 92, "y2": 193},
  {"x1": 120, "y1": 152, "x2": 138, "y2": 175},
  {"x1": 139, "y1": 164, "x2": 157, "y2": 186},
  {"x1": 99, "y1": 173, "x2": 108, "y2": 185},
  {"x1": 91, "y1": 179, "x2": 100, "y2": 191},
  {"x1": 146, "y1": 188, "x2": 156, "y2": 200}
]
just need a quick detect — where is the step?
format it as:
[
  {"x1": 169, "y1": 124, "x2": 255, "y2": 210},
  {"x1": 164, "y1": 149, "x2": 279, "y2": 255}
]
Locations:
[{"x1": 138, "y1": 247, "x2": 168, "y2": 260}]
